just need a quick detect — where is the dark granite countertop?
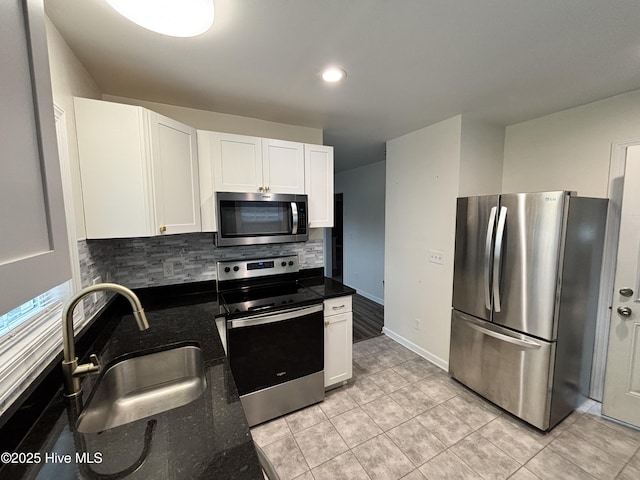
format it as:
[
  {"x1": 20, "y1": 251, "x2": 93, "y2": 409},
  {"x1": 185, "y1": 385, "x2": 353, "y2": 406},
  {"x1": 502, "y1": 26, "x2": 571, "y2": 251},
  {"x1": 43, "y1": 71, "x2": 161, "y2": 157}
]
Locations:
[
  {"x1": 298, "y1": 276, "x2": 357, "y2": 299},
  {"x1": 0, "y1": 288, "x2": 263, "y2": 480}
]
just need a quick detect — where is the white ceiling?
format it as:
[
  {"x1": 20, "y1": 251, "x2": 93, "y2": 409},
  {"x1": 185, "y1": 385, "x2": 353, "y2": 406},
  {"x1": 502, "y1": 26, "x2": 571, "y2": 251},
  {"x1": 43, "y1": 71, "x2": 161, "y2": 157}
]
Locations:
[{"x1": 45, "y1": 0, "x2": 640, "y2": 172}]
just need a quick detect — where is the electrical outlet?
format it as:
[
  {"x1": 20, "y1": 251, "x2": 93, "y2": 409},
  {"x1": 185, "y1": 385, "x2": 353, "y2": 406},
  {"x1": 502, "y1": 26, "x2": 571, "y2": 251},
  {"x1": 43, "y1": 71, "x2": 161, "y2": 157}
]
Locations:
[
  {"x1": 92, "y1": 276, "x2": 102, "y2": 303},
  {"x1": 298, "y1": 251, "x2": 306, "y2": 264},
  {"x1": 163, "y1": 261, "x2": 175, "y2": 278},
  {"x1": 414, "y1": 318, "x2": 421, "y2": 330},
  {"x1": 428, "y1": 250, "x2": 444, "y2": 265}
]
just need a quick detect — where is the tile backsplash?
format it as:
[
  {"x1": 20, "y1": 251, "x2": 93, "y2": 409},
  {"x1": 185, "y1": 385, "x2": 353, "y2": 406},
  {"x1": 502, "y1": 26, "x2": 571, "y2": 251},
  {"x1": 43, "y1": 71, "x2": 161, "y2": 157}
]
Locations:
[{"x1": 78, "y1": 231, "x2": 324, "y2": 293}]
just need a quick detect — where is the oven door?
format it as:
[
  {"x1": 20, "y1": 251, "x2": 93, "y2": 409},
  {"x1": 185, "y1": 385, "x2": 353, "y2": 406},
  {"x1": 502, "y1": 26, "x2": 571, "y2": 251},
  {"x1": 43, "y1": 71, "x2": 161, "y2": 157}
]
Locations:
[
  {"x1": 215, "y1": 192, "x2": 308, "y2": 246},
  {"x1": 227, "y1": 304, "x2": 323, "y2": 396}
]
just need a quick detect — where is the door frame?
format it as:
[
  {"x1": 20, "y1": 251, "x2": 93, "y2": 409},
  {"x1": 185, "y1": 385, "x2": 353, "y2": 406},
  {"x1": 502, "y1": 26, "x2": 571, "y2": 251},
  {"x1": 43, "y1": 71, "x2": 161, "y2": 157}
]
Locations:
[{"x1": 591, "y1": 136, "x2": 640, "y2": 400}]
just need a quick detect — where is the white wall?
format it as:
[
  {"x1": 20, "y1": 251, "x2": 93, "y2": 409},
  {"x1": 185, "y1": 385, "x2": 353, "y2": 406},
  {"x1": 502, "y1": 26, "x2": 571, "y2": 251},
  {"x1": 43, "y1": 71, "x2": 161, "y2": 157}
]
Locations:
[
  {"x1": 503, "y1": 89, "x2": 640, "y2": 197},
  {"x1": 45, "y1": 18, "x2": 102, "y2": 239},
  {"x1": 384, "y1": 116, "x2": 462, "y2": 367},
  {"x1": 460, "y1": 116, "x2": 505, "y2": 196},
  {"x1": 384, "y1": 114, "x2": 505, "y2": 367},
  {"x1": 335, "y1": 161, "x2": 385, "y2": 304},
  {"x1": 103, "y1": 95, "x2": 323, "y2": 145}
]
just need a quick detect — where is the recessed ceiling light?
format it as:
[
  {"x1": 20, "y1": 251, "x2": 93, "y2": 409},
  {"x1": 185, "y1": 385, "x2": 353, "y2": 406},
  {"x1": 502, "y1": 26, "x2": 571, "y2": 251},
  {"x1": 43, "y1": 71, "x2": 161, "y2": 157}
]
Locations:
[
  {"x1": 105, "y1": 0, "x2": 215, "y2": 38},
  {"x1": 321, "y1": 67, "x2": 347, "y2": 83}
]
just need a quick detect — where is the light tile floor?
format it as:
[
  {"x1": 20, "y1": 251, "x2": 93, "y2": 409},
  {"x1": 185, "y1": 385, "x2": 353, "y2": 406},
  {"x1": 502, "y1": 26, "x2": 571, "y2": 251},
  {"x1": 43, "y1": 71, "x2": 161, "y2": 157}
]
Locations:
[{"x1": 251, "y1": 334, "x2": 640, "y2": 480}]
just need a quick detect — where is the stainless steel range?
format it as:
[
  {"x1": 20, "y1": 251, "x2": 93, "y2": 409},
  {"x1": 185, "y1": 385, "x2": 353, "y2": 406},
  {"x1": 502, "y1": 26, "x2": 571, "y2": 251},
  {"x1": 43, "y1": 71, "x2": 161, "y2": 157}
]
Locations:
[{"x1": 216, "y1": 255, "x2": 324, "y2": 427}]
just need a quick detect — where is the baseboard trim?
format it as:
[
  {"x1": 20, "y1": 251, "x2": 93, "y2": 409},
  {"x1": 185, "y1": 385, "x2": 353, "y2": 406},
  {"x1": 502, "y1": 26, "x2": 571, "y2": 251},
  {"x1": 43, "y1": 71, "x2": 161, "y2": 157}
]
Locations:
[
  {"x1": 382, "y1": 327, "x2": 448, "y2": 371},
  {"x1": 355, "y1": 289, "x2": 384, "y2": 305}
]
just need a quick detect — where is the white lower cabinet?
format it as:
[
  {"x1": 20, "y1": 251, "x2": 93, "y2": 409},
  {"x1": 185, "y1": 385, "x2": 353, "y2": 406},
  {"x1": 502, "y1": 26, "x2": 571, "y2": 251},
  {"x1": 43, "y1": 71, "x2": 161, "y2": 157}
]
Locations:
[{"x1": 324, "y1": 296, "x2": 353, "y2": 388}]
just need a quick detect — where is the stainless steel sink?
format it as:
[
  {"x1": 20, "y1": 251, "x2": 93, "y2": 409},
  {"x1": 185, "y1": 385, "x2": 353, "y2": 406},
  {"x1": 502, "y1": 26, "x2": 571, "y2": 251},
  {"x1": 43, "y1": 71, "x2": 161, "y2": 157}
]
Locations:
[{"x1": 76, "y1": 345, "x2": 206, "y2": 433}]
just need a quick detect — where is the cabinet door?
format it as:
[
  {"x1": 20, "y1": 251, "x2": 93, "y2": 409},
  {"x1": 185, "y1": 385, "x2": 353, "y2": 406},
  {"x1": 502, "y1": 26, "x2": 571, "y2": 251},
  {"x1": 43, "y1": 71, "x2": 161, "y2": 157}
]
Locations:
[
  {"x1": 263, "y1": 139, "x2": 305, "y2": 194},
  {"x1": 1, "y1": 0, "x2": 70, "y2": 313},
  {"x1": 197, "y1": 130, "x2": 217, "y2": 232},
  {"x1": 304, "y1": 144, "x2": 334, "y2": 228},
  {"x1": 211, "y1": 132, "x2": 263, "y2": 192},
  {"x1": 75, "y1": 98, "x2": 155, "y2": 238},
  {"x1": 149, "y1": 112, "x2": 201, "y2": 235},
  {"x1": 324, "y1": 311, "x2": 353, "y2": 387}
]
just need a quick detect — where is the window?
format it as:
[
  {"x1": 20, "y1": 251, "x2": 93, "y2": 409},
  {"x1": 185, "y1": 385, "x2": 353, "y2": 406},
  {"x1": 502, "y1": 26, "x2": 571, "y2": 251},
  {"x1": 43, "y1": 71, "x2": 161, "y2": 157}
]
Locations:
[
  {"x1": 0, "y1": 281, "x2": 73, "y2": 417},
  {"x1": 0, "y1": 287, "x2": 62, "y2": 338}
]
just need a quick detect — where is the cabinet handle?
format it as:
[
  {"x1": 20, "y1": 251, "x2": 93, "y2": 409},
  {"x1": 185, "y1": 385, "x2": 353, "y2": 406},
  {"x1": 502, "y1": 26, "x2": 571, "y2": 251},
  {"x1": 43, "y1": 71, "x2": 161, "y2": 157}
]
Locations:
[
  {"x1": 324, "y1": 320, "x2": 330, "y2": 326},
  {"x1": 258, "y1": 186, "x2": 264, "y2": 192},
  {"x1": 159, "y1": 226, "x2": 167, "y2": 233},
  {"x1": 265, "y1": 186, "x2": 270, "y2": 191},
  {"x1": 332, "y1": 305, "x2": 345, "y2": 310}
]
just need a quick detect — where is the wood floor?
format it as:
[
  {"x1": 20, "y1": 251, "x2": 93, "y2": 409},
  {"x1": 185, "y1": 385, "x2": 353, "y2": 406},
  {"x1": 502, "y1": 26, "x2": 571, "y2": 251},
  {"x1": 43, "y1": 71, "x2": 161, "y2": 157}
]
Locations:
[{"x1": 352, "y1": 293, "x2": 384, "y2": 342}]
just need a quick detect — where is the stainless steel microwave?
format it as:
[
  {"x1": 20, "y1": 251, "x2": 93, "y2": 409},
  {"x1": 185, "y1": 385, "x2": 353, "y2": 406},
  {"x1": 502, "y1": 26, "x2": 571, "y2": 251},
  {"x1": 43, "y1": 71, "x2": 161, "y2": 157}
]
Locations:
[{"x1": 215, "y1": 192, "x2": 309, "y2": 246}]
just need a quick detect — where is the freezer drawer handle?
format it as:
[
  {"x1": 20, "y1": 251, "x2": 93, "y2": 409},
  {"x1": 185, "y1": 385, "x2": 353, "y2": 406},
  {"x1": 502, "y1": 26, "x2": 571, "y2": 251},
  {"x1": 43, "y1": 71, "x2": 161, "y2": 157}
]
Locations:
[
  {"x1": 466, "y1": 321, "x2": 542, "y2": 350},
  {"x1": 484, "y1": 206, "x2": 497, "y2": 310},
  {"x1": 493, "y1": 206, "x2": 507, "y2": 312}
]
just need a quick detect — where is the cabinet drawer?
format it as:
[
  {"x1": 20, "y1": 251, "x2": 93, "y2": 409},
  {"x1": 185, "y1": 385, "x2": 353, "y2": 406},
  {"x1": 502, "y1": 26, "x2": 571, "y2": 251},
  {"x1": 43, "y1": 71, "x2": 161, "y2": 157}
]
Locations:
[{"x1": 324, "y1": 296, "x2": 352, "y2": 316}]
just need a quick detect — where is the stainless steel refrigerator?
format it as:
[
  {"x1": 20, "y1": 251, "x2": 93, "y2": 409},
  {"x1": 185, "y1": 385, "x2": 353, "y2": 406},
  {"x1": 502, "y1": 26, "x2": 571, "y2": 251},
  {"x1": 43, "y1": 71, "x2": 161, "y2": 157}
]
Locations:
[{"x1": 449, "y1": 191, "x2": 607, "y2": 431}]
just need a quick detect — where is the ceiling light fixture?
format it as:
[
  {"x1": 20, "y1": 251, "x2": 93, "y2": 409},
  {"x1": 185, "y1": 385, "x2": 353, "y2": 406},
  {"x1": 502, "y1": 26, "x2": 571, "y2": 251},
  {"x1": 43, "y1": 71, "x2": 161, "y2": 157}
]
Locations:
[
  {"x1": 321, "y1": 67, "x2": 347, "y2": 83},
  {"x1": 105, "y1": 0, "x2": 215, "y2": 38}
]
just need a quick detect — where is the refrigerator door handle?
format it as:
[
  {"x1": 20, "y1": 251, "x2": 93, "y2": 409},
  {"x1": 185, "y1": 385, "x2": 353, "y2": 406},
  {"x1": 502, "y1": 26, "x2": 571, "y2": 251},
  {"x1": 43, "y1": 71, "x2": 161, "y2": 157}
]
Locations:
[
  {"x1": 484, "y1": 206, "x2": 498, "y2": 310},
  {"x1": 466, "y1": 321, "x2": 542, "y2": 350},
  {"x1": 493, "y1": 206, "x2": 507, "y2": 312}
]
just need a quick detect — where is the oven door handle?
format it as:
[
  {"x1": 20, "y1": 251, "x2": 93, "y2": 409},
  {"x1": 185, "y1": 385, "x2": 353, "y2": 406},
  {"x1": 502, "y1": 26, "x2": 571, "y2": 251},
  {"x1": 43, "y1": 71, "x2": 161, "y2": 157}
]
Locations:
[{"x1": 227, "y1": 304, "x2": 323, "y2": 329}]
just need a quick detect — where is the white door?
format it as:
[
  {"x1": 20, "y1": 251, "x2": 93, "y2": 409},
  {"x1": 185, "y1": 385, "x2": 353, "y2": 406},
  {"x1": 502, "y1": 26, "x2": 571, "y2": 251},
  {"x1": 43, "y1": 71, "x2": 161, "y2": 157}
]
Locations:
[{"x1": 602, "y1": 145, "x2": 640, "y2": 427}]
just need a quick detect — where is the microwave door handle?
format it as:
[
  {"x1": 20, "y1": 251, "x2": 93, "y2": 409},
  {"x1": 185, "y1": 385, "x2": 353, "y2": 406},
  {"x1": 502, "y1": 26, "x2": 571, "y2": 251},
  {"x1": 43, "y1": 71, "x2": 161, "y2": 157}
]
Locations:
[{"x1": 291, "y1": 202, "x2": 298, "y2": 235}]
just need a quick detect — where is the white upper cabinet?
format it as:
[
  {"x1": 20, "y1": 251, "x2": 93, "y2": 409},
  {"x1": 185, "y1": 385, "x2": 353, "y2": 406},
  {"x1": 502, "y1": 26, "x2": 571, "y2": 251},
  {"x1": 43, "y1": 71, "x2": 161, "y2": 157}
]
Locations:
[
  {"x1": 148, "y1": 113, "x2": 201, "y2": 235},
  {"x1": 205, "y1": 131, "x2": 305, "y2": 194},
  {"x1": 262, "y1": 139, "x2": 305, "y2": 194},
  {"x1": 305, "y1": 144, "x2": 334, "y2": 228},
  {"x1": 198, "y1": 130, "x2": 334, "y2": 232},
  {"x1": 210, "y1": 131, "x2": 263, "y2": 193},
  {"x1": 75, "y1": 98, "x2": 200, "y2": 239}
]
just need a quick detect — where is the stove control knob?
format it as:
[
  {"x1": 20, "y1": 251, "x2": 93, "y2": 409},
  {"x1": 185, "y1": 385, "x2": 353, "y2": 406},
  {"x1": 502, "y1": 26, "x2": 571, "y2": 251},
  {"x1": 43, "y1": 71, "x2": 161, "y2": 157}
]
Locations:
[
  {"x1": 224, "y1": 267, "x2": 231, "y2": 273},
  {"x1": 233, "y1": 266, "x2": 239, "y2": 272},
  {"x1": 281, "y1": 261, "x2": 287, "y2": 267},
  {"x1": 288, "y1": 261, "x2": 294, "y2": 266}
]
